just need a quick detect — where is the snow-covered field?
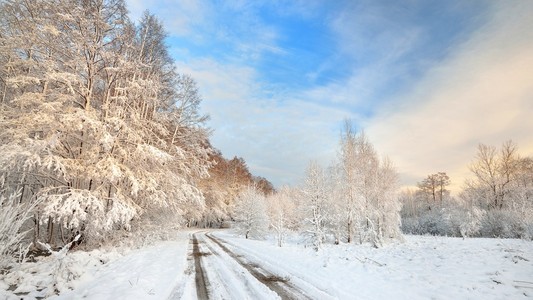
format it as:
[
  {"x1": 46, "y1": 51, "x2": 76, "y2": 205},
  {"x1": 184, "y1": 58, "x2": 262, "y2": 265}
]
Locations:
[
  {"x1": 215, "y1": 232, "x2": 533, "y2": 299},
  {"x1": 1, "y1": 230, "x2": 532, "y2": 299}
]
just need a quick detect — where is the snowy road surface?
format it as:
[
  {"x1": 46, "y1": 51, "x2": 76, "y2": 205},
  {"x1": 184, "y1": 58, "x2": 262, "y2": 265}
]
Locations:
[
  {"x1": 187, "y1": 232, "x2": 329, "y2": 299},
  {"x1": 7, "y1": 229, "x2": 530, "y2": 299}
]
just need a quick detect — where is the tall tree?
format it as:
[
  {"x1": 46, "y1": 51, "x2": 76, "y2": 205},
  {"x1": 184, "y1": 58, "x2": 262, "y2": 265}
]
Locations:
[
  {"x1": 234, "y1": 185, "x2": 269, "y2": 239},
  {"x1": 0, "y1": 0, "x2": 212, "y2": 247},
  {"x1": 335, "y1": 120, "x2": 401, "y2": 245},
  {"x1": 301, "y1": 161, "x2": 329, "y2": 250},
  {"x1": 266, "y1": 186, "x2": 296, "y2": 247}
]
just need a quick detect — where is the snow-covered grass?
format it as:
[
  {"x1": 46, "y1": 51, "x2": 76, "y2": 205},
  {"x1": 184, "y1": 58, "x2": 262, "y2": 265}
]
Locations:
[
  {"x1": 215, "y1": 231, "x2": 533, "y2": 299},
  {"x1": 1, "y1": 229, "x2": 532, "y2": 299}
]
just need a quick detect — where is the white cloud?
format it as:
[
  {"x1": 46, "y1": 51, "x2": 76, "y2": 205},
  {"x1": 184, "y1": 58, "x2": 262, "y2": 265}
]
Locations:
[
  {"x1": 126, "y1": 0, "x2": 211, "y2": 38},
  {"x1": 176, "y1": 59, "x2": 349, "y2": 186},
  {"x1": 365, "y1": 2, "x2": 533, "y2": 192}
]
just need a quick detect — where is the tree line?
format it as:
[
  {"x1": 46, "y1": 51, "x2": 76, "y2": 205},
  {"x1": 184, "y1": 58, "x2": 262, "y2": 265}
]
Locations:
[
  {"x1": 401, "y1": 141, "x2": 533, "y2": 239},
  {"x1": 232, "y1": 121, "x2": 403, "y2": 250}
]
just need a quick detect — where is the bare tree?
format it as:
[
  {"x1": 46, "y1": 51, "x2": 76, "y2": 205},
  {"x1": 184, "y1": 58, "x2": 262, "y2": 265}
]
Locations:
[
  {"x1": 469, "y1": 141, "x2": 519, "y2": 210},
  {"x1": 417, "y1": 172, "x2": 450, "y2": 209}
]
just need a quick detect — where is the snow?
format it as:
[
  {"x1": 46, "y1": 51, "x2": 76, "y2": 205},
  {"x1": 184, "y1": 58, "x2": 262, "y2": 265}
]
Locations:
[
  {"x1": 0, "y1": 230, "x2": 196, "y2": 300},
  {"x1": 52, "y1": 231, "x2": 194, "y2": 300},
  {"x1": 2, "y1": 230, "x2": 532, "y2": 299},
  {"x1": 213, "y1": 231, "x2": 533, "y2": 299}
]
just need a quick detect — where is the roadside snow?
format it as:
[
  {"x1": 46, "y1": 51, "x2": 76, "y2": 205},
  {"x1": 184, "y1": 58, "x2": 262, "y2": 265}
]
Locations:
[
  {"x1": 53, "y1": 231, "x2": 194, "y2": 300},
  {"x1": 0, "y1": 230, "x2": 195, "y2": 300},
  {"x1": 214, "y1": 231, "x2": 533, "y2": 299}
]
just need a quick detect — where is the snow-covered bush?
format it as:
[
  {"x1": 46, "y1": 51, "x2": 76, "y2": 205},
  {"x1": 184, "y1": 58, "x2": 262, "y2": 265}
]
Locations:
[
  {"x1": 459, "y1": 207, "x2": 484, "y2": 238},
  {"x1": 418, "y1": 211, "x2": 451, "y2": 236},
  {"x1": 0, "y1": 189, "x2": 37, "y2": 271},
  {"x1": 480, "y1": 209, "x2": 524, "y2": 238},
  {"x1": 400, "y1": 217, "x2": 420, "y2": 235}
]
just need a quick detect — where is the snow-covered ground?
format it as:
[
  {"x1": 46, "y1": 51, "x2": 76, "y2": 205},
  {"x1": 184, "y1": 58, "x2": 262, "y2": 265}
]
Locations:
[
  {"x1": 214, "y1": 232, "x2": 533, "y2": 299},
  {"x1": 1, "y1": 230, "x2": 532, "y2": 299}
]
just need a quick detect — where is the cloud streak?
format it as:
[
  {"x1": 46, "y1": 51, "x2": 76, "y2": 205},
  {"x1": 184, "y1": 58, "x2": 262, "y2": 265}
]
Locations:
[{"x1": 365, "y1": 2, "x2": 533, "y2": 192}]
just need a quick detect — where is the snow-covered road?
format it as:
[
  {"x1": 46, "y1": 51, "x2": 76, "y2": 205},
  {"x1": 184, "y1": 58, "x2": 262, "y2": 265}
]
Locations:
[{"x1": 189, "y1": 231, "x2": 328, "y2": 299}]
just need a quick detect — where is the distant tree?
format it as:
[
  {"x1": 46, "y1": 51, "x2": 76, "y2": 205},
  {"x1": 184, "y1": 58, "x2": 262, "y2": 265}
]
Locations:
[
  {"x1": 417, "y1": 172, "x2": 450, "y2": 208},
  {"x1": 301, "y1": 161, "x2": 329, "y2": 250},
  {"x1": 253, "y1": 176, "x2": 275, "y2": 196},
  {"x1": 234, "y1": 186, "x2": 269, "y2": 239},
  {"x1": 334, "y1": 120, "x2": 402, "y2": 246},
  {"x1": 468, "y1": 141, "x2": 519, "y2": 210},
  {"x1": 266, "y1": 186, "x2": 296, "y2": 247}
]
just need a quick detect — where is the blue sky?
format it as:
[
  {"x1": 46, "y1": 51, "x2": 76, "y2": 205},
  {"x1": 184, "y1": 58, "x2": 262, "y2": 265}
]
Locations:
[{"x1": 126, "y1": 0, "x2": 533, "y2": 192}]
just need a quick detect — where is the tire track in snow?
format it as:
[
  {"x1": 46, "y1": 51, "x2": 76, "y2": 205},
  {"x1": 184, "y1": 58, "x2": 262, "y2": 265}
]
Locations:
[
  {"x1": 199, "y1": 233, "x2": 277, "y2": 299},
  {"x1": 205, "y1": 233, "x2": 312, "y2": 300},
  {"x1": 192, "y1": 234, "x2": 210, "y2": 299}
]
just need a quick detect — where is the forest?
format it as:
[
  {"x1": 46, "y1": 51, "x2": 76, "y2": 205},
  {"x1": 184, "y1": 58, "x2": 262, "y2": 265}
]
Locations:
[{"x1": 1, "y1": 0, "x2": 532, "y2": 275}]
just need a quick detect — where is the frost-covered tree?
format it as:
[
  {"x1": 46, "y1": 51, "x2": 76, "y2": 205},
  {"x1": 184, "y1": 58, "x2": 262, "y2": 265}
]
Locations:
[
  {"x1": 301, "y1": 161, "x2": 329, "y2": 250},
  {"x1": 234, "y1": 186, "x2": 269, "y2": 239},
  {"x1": 334, "y1": 121, "x2": 402, "y2": 246},
  {"x1": 468, "y1": 141, "x2": 519, "y2": 210},
  {"x1": 266, "y1": 186, "x2": 296, "y2": 247},
  {"x1": 0, "y1": 189, "x2": 38, "y2": 270},
  {"x1": 193, "y1": 150, "x2": 273, "y2": 228},
  {"x1": 0, "y1": 0, "x2": 212, "y2": 247}
]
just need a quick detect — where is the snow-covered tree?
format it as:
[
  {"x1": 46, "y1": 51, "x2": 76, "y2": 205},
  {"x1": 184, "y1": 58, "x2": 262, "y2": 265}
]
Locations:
[
  {"x1": 0, "y1": 0, "x2": 212, "y2": 247},
  {"x1": 234, "y1": 186, "x2": 269, "y2": 239},
  {"x1": 334, "y1": 121, "x2": 402, "y2": 246},
  {"x1": 468, "y1": 141, "x2": 519, "y2": 210},
  {"x1": 0, "y1": 189, "x2": 38, "y2": 271},
  {"x1": 267, "y1": 186, "x2": 296, "y2": 247},
  {"x1": 301, "y1": 161, "x2": 329, "y2": 250}
]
